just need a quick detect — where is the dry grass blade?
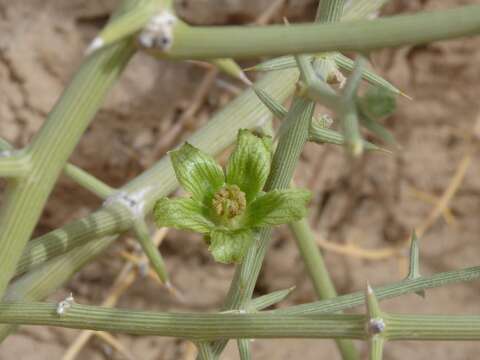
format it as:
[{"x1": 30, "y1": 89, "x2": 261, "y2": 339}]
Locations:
[
  {"x1": 316, "y1": 235, "x2": 399, "y2": 260},
  {"x1": 414, "y1": 149, "x2": 472, "y2": 238},
  {"x1": 408, "y1": 187, "x2": 457, "y2": 226}
]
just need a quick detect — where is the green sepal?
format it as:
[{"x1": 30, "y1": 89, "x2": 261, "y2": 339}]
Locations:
[
  {"x1": 153, "y1": 197, "x2": 215, "y2": 234},
  {"x1": 226, "y1": 130, "x2": 272, "y2": 202},
  {"x1": 170, "y1": 143, "x2": 225, "y2": 205},
  {"x1": 358, "y1": 86, "x2": 396, "y2": 119},
  {"x1": 208, "y1": 228, "x2": 255, "y2": 264},
  {"x1": 246, "y1": 189, "x2": 311, "y2": 227}
]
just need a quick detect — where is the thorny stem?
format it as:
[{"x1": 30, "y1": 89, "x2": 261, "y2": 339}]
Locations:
[
  {"x1": 0, "y1": 243, "x2": 480, "y2": 339},
  {"x1": 1, "y1": 303, "x2": 480, "y2": 341},
  {"x1": 273, "y1": 265, "x2": 480, "y2": 315}
]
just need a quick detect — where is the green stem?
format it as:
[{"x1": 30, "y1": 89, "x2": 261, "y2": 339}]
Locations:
[
  {"x1": 3, "y1": 263, "x2": 480, "y2": 342},
  {"x1": 342, "y1": 0, "x2": 390, "y2": 21},
  {"x1": 0, "y1": 151, "x2": 30, "y2": 178},
  {"x1": 1, "y1": 303, "x2": 480, "y2": 341},
  {"x1": 369, "y1": 336, "x2": 384, "y2": 360},
  {"x1": 385, "y1": 314, "x2": 480, "y2": 340},
  {"x1": 63, "y1": 164, "x2": 116, "y2": 199},
  {"x1": 14, "y1": 204, "x2": 132, "y2": 276},
  {"x1": 159, "y1": 6, "x2": 480, "y2": 59},
  {"x1": 0, "y1": 137, "x2": 115, "y2": 199},
  {"x1": 0, "y1": 235, "x2": 116, "y2": 341},
  {"x1": 237, "y1": 339, "x2": 251, "y2": 360},
  {"x1": 132, "y1": 219, "x2": 169, "y2": 283},
  {"x1": 197, "y1": 342, "x2": 214, "y2": 360},
  {"x1": 316, "y1": 0, "x2": 346, "y2": 22},
  {"x1": 339, "y1": 56, "x2": 367, "y2": 156},
  {"x1": 274, "y1": 265, "x2": 480, "y2": 315},
  {"x1": 247, "y1": 287, "x2": 295, "y2": 312},
  {"x1": 290, "y1": 220, "x2": 337, "y2": 301},
  {"x1": 0, "y1": 303, "x2": 366, "y2": 339}
]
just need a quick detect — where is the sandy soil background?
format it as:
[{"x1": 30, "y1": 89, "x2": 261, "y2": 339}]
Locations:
[{"x1": 1, "y1": 0, "x2": 480, "y2": 359}]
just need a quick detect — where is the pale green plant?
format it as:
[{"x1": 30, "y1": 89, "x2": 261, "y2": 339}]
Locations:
[{"x1": 1, "y1": 1, "x2": 480, "y2": 359}]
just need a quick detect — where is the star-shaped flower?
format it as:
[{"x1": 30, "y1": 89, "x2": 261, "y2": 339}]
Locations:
[{"x1": 154, "y1": 129, "x2": 311, "y2": 264}]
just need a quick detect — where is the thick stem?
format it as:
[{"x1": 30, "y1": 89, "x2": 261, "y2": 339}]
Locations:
[
  {"x1": 0, "y1": 303, "x2": 366, "y2": 340},
  {"x1": 385, "y1": 314, "x2": 480, "y2": 341},
  {"x1": 1, "y1": 303, "x2": 480, "y2": 341},
  {"x1": 158, "y1": 6, "x2": 480, "y2": 59}
]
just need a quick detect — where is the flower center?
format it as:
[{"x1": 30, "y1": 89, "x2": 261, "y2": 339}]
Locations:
[{"x1": 212, "y1": 185, "x2": 246, "y2": 219}]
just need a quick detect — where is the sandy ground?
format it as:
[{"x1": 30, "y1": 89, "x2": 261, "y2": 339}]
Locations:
[{"x1": 1, "y1": 0, "x2": 480, "y2": 359}]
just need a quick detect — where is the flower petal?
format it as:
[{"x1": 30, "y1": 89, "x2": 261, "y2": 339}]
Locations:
[
  {"x1": 246, "y1": 189, "x2": 311, "y2": 227},
  {"x1": 209, "y1": 228, "x2": 254, "y2": 264},
  {"x1": 154, "y1": 197, "x2": 214, "y2": 234},
  {"x1": 170, "y1": 143, "x2": 225, "y2": 204},
  {"x1": 226, "y1": 129, "x2": 272, "y2": 202}
]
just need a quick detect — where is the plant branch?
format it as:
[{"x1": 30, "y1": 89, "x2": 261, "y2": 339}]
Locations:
[
  {"x1": 63, "y1": 164, "x2": 116, "y2": 199},
  {"x1": 0, "y1": 151, "x2": 30, "y2": 178},
  {"x1": 273, "y1": 265, "x2": 480, "y2": 315},
  {"x1": 0, "y1": 137, "x2": 115, "y2": 199},
  {"x1": 152, "y1": 5, "x2": 480, "y2": 59},
  {"x1": 1, "y1": 302, "x2": 480, "y2": 341}
]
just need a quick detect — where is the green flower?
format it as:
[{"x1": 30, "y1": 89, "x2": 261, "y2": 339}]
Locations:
[{"x1": 154, "y1": 129, "x2": 311, "y2": 264}]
